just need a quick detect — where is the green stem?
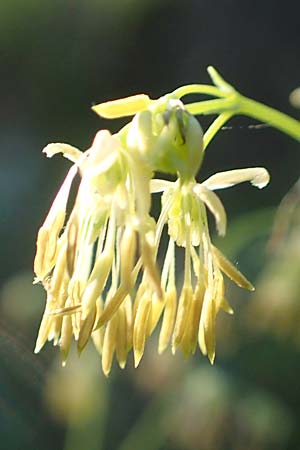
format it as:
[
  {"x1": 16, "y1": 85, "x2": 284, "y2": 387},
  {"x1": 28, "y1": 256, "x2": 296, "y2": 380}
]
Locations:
[
  {"x1": 203, "y1": 112, "x2": 234, "y2": 150},
  {"x1": 172, "y1": 84, "x2": 226, "y2": 99},
  {"x1": 186, "y1": 93, "x2": 300, "y2": 143},
  {"x1": 207, "y1": 65, "x2": 235, "y2": 93},
  {"x1": 239, "y1": 95, "x2": 300, "y2": 142},
  {"x1": 174, "y1": 64, "x2": 300, "y2": 143},
  {"x1": 186, "y1": 96, "x2": 237, "y2": 116}
]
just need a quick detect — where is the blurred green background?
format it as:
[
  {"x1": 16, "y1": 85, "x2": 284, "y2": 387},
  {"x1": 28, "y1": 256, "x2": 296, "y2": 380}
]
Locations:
[{"x1": 2, "y1": 1, "x2": 300, "y2": 449}]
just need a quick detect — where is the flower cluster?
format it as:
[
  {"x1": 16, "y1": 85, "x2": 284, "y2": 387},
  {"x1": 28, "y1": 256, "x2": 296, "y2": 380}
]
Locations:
[{"x1": 33, "y1": 70, "x2": 276, "y2": 375}]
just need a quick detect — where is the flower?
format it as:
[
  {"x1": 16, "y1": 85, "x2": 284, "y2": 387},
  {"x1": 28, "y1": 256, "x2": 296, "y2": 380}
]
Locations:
[
  {"x1": 150, "y1": 167, "x2": 269, "y2": 363},
  {"x1": 34, "y1": 95, "x2": 270, "y2": 375},
  {"x1": 34, "y1": 128, "x2": 161, "y2": 374}
]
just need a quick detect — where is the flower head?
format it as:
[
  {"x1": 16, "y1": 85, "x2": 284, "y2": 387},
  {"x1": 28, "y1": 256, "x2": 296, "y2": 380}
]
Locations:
[
  {"x1": 34, "y1": 82, "x2": 270, "y2": 375},
  {"x1": 150, "y1": 166, "x2": 269, "y2": 363}
]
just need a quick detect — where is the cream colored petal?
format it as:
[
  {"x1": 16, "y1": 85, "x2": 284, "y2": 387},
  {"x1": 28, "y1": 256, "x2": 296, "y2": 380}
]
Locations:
[
  {"x1": 34, "y1": 165, "x2": 78, "y2": 280},
  {"x1": 43, "y1": 165, "x2": 78, "y2": 226},
  {"x1": 140, "y1": 238, "x2": 163, "y2": 299},
  {"x1": 92, "y1": 327, "x2": 105, "y2": 355},
  {"x1": 124, "y1": 295, "x2": 133, "y2": 352},
  {"x1": 34, "y1": 313, "x2": 52, "y2": 353},
  {"x1": 202, "y1": 167, "x2": 270, "y2": 190},
  {"x1": 96, "y1": 283, "x2": 129, "y2": 329},
  {"x1": 85, "y1": 152, "x2": 119, "y2": 179},
  {"x1": 120, "y1": 226, "x2": 136, "y2": 289},
  {"x1": 198, "y1": 292, "x2": 216, "y2": 364},
  {"x1": 71, "y1": 298, "x2": 81, "y2": 341},
  {"x1": 128, "y1": 156, "x2": 152, "y2": 219},
  {"x1": 126, "y1": 110, "x2": 153, "y2": 157},
  {"x1": 115, "y1": 304, "x2": 128, "y2": 369},
  {"x1": 66, "y1": 210, "x2": 79, "y2": 278},
  {"x1": 34, "y1": 229, "x2": 51, "y2": 280},
  {"x1": 219, "y1": 297, "x2": 234, "y2": 315},
  {"x1": 172, "y1": 285, "x2": 193, "y2": 353},
  {"x1": 80, "y1": 213, "x2": 116, "y2": 318},
  {"x1": 158, "y1": 286, "x2": 177, "y2": 354},
  {"x1": 48, "y1": 304, "x2": 81, "y2": 316},
  {"x1": 101, "y1": 314, "x2": 118, "y2": 377},
  {"x1": 48, "y1": 316, "x2": 63, "y2": 346},
  {"x1": 147, "y1": 295, "x2": 165, "y2": 336},
  {"x1": 89, "y1": 130, "x2": 118, "y2": 161},
  {"x1": 133, "y1": 294, "x2": 151, "y2": 368},
  {"x1": 194, "y1": 185, "x2": 227, "y2": 236},
  {"x1": 213, "y1": 272, "x2": 234, "y2": 314},
  {"x1": 80, "y1": 130, "x2": 121, "y2": 181},
  {"x1": 77, "y1": 305, "x2": 97, "y2": 353},
  {"x1": 59, "y1": 307, "x2": 73, "y2": 366},
  {"x1": 68, "y1": 279, "x2": 83, "y2": 309},
  {"x1": 80, "y1": 252, "x2": 114, "y2": 319},
  {"x1": 150, "y1": 179, "x2": 174, "y2": 193},
  {"x1": 43, "y1": 143, "x2": 83, "y2": 163},
  {"x1": 182, "y1": 282, "x2": 205, "y2": 356},
  {"x1": 48, "y1": 243, "x2": 68, "y2": 301},
  {"x1": 212, "y1": 245, "x2": 254, "y2": 291}
]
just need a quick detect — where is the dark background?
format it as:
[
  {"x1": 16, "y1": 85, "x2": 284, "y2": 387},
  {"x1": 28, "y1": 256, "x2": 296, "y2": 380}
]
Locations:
[{"x1": 1, "y1": 1, "x2": 300, "y2": 449}]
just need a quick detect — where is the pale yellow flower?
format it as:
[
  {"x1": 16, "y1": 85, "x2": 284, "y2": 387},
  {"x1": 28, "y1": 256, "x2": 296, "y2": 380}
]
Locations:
[
  {"x1": 150, "y1": 167, "x2": 270, "y2": 363},
  {"x1": 34, "y1": 94, "x2": 270, "y2": 375},
  {"x1": 34, "y1": 128, "x2": 161, "y2": 374}
]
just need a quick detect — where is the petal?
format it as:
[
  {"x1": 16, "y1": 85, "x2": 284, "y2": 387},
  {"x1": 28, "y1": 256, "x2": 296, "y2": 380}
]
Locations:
[
  {"x1": 219, "y1": 297, "x2": 234, "y2": 315},
  {"x1": 181, "y1": 283, "x2": 205, "y2": 356},
  {"x1": 158, "y1": 286, "x2": 177, "y2": 354},
  {"x1": 59, "y1": 311, "x2": 73, "y2": 366},
  {"x1": 101, "y1": 314, "x2": 118, "y2": 377},
  {"x1": 34, "y1": 164, "x2": 78, "y2": 279},
  {"x1": 43, "y1": 164, "x2": 78, "y2": 229},
  {"x1": 120, "y1": 226, "x2": 137, "y2": 288},
  {"x1": 212, "y1": 245, "x2": 254, "y2": 291},
  {"x1": 77, "y1": 305, "x2": 97, "y2": 354},
  {"x1": 92, "y1": 94, "x2": 152, "y2": 118},
  {"x1": 133, "y1": 294, "x2": 151, "y2": 367},
  {"x1": 194, "y1": 184, "x2": 227, "y2": 236},
  {"x1": 147, "y1": 295, "x2": 164, "y2": 337},
  {"x1": 198, "y1": 292, "x2": 216, "y2": 364},
  {"x1": 150, "y1": 179, "x2": 174, "y2": 193},
  {"x1": 81, "y1": 130, "x2": 120, "y2": 178},
  {"x1": 172, "y1": 285, "x2": 193, "y2": 352},
  {"x1": 115, "y1": 305, "x2": 129, "y2": 369},
  {"x1": 43, "y1": 143, "x2": 83, "y2": 163},
  {"x1": 34, "y1": 313, "x2": 52, "y2": 354},
  {"x1": 96, "y1": 284, "x2": 129, "y2": 329},
  {"x1": 202, "y1": 167, "x2": 270, "y2": 190}
]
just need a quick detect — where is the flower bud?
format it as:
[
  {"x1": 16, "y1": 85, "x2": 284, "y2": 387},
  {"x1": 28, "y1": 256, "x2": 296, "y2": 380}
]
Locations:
[
  {"x1": 152, "y1": 105, "x2": 204, "y2": 179},
  {"x1": 126, "y1": 100, "x2": 203, "y2": 179}
]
